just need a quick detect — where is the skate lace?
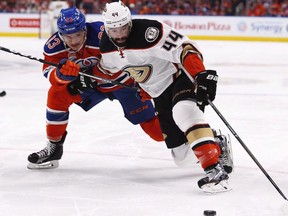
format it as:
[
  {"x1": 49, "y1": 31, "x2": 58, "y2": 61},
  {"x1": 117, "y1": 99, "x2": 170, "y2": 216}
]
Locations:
[
  {"x1": 206, "y1": 164, "x2": 225, "y2": 181},
  {"x1": 217, "y1": 137, "x2": 229, "y2": 166},
  {"x1": 36, "y1": 142, "x2": 56, "y2": 158},
  {"x1": 219, "y1": 156, "x2": 228, "y2": 166}
]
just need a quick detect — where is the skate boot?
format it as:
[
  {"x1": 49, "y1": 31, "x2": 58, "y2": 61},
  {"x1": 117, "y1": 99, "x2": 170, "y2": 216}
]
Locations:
[
  {"x1": 214, "y1": 130, "x2": 234, "y2": 174},
  {"x1": 198, "y1": 163, "x2": 231, "y2": 193},
  {"x1": 27, "y1": 132, "x2": 67, "y2": 169}
]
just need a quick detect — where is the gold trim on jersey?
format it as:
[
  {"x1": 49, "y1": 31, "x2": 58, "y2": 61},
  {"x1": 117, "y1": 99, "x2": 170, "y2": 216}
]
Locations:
[{"x1": 181, "y1": 43, "x2": 203, "y2": 64}]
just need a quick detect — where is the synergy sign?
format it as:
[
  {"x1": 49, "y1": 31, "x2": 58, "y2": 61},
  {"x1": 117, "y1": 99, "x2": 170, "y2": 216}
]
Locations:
[
  {"x1": 0, "y1": 13, "x2": 287, "y2": 41},
  {"x1": 237, "y1": 20, "x2": 285, "y2": 34}
]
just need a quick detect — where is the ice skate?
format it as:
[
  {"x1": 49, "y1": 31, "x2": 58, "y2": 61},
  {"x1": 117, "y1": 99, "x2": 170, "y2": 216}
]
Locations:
[
  {"x1": 27, "y1": 132, "x2": 67, "y2": 169},
  {"x1": 198, "y1": 163, "x2": 231, "y2": 194},
  {"x1": 214, "y1": 130, "x2": 234, "y2": 174}
]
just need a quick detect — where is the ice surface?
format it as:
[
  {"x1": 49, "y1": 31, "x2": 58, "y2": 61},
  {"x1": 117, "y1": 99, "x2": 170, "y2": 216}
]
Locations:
[{"x1": 0, "y1": 37, "x2": 288, "y2": 216}]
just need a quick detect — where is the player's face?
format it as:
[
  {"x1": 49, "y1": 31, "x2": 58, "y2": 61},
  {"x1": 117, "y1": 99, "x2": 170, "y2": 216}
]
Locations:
[
  {"x1": 62, "y1": 30, "x2": 86, "y2": 51},
  {"x1": 108, "y1": 24, "x2": 130, "y2": 47}
]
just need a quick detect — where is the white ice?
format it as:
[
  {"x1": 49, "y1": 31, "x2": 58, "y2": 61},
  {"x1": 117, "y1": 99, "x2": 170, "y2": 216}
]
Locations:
[{"x1": 0, "y1": 37, "x2": 288, "y2": 216}]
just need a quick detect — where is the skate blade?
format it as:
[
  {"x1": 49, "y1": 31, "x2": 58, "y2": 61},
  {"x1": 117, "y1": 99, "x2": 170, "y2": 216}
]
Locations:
[
  {"x1": 27, "y1": 160, "x2": 59, "y2": 170},
  {"x1": 226, "y1": 134, "x2": 234, "y2": 172},
  {"x1": 201, "y1": 180, "x2": 232, "y2": 194}
]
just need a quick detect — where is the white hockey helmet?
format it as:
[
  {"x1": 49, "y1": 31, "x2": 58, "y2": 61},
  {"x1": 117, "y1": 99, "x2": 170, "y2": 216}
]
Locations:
[{"x1": 102, "y1": 1, "x2": 132, "y2": 33}]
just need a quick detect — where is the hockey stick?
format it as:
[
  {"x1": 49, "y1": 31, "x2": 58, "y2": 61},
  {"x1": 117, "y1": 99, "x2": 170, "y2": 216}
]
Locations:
[
  {"x1": 178, "y1": 64, "x2": 287, "y2": 200},
  {"x1": 0, "y1": 46, "x2": 138, "y2": 90},
  {"x1": 208, "y1": 99, "x2": 287, "y2": 201}
]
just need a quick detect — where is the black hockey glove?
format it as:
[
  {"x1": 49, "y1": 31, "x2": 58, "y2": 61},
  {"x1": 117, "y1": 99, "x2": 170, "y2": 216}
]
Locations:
[
  {"x1": 195, "y1": 70, "x2": 218, "y2": 106},
  {"x1": 67, "y1": 68, "x2": 97, "y2": 95}
]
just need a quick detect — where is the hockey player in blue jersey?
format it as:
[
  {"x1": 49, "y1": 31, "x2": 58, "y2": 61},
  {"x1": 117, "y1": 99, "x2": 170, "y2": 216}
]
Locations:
[{"x1": 27, "y1": 7, "x2": 164, "y2": 169}]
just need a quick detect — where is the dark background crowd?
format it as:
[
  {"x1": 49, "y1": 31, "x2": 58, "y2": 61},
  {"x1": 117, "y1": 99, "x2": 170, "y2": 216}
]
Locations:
[{"x1": 1, "y1": 0, "x2": 288, "y2": 16}]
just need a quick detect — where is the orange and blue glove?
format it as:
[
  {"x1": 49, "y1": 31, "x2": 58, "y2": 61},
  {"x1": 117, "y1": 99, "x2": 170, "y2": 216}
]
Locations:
[{"x1": 55, "y1": 59, "x2": 80, "y2": 84}]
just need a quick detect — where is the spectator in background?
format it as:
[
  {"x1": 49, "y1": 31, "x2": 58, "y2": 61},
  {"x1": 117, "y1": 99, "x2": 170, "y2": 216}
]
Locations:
[
  {"x1": 270, "y1": 0, "x2": 281, "y2": 16},
  {"x1": 81, "y1": 0, "x2": 93, "y2": 13},
  {"x1": 280, "y1": 0, "x2": 288, "y2": 16},
  {"x1": 1, "y1": 0, "x2": 288, "y2": 17},
  {"x1": 247, "y1": 1, "x2": 265, "y2": 16},
  {"x1": 48, "y1": 0, "x2": 69, "y2": 34},
  {"x1": 129, "y1": 3, "x2": 139, "y2": 14},
  {"x1": 0, "y1": 1, "x2": 12, "y2": 12}
]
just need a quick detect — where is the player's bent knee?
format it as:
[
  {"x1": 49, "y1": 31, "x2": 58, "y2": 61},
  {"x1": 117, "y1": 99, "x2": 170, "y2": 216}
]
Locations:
[{"x1": 172, "y1": 100, "x2": 206, "y2": 132}]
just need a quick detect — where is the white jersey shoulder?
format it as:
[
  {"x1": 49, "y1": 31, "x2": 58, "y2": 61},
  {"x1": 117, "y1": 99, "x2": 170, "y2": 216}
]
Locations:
[{"x1": 100, "y1": 19, "x2": 198, "y2": 97}]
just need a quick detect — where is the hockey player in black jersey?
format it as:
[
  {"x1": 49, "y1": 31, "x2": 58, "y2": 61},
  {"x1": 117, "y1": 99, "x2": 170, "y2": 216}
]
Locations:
[{"x1": 94, "y1": 1, "x2": 234, "y2": 193}]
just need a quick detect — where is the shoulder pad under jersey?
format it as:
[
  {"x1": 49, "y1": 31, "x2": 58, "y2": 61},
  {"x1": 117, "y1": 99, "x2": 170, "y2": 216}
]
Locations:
[
  {"x1": 43, "y1": 32, "x2": 65, "y2": 55},
  {"x1": 86, "y1": 22, "x2": 105, "y2": 47},
  {"x1": 99, "y1": 31, "x2": 115, "y2": 53},
  {"x1": 127, "y1": 19, "x2": 163, "y2": 49},
  {"x1": 99, "y1": 19, "x2": 163, "y2": 53}
]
